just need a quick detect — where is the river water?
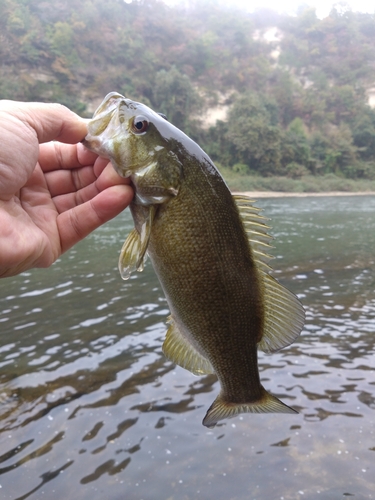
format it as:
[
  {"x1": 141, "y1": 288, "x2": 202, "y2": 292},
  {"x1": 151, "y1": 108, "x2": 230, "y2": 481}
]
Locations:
[{"x1": 0, "y1": 195, "x2": 374, "y2": 500}]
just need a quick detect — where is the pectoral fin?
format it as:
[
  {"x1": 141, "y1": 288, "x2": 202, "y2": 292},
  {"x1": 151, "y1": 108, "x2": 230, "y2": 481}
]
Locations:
[
  {"x1": 118, "y1": 229, "x2": 143, "y2": 280},
  {"x1": 118, "y1": 206, "x2": 155, "y2": 280},
  {"x1": 233, "y1": 194, "x2": 305, "y2": 352},
  {"x1": 162, "y1": 316, "x2": 214, "y2": 376}
]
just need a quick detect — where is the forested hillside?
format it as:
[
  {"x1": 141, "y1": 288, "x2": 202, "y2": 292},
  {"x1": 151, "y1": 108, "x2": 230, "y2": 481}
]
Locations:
[{"x1": 2, "y1": 0, "x2": 375, "y2": 182}]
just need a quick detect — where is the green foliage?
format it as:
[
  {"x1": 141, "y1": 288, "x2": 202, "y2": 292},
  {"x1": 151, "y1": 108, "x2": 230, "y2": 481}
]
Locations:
[
  {"x1": 233, "y1": 163, "x2": 251, "y2": 175},
  {"x1": 47, "y1": 22, "x2": 75, "y2": 57},
  {"x1": 286, "y1": 162, "x2": 310, "y2": 179},
  {"x1": 281, "y1": 118, "x2": 312, "y2": 172},
  {"x1": 1, "y1": 0, "x2": 375, "y2": 184},
  {"x1": 221, "y1": 170, "x2": 375, "y2": 193},
  {"x1": 352, "y1": 108, "x2": 375, "y2": 161},
  {"x1": 6, "y1": 4, "x2": 31, "y2": 34},
  {"x1": 223, "y1": 92, "x2": 283, "y2": 176},
  {"x1": 152, "y1": 67, "x2": 202, "y2": 133}
]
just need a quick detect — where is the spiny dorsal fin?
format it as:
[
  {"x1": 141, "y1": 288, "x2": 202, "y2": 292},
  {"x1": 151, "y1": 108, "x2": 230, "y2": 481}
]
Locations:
[
  {"x1": 163, "y1": 316, "x2": 214, "y2": 376},
  {"x1": 233, "y1": 194, "x2": 305, "y2": 352},
  {"x1": 233, "y1": 195, "x2": 274, "y2": 269}
]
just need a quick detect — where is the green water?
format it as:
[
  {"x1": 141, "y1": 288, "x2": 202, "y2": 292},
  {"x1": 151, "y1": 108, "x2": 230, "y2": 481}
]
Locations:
[{"x1": 0, "y1": 195, "x2": 374, "y2": 500}]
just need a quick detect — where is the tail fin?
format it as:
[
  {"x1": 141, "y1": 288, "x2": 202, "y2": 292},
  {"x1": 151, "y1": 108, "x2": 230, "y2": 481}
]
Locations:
[{"x1": 202, "y1": 387, "x2": 297, "y2": 428}]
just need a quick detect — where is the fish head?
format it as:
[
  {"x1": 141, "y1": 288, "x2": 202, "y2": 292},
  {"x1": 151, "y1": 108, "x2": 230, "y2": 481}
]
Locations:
[{"x1": 83, "y1": 92, "x2": 176, "y2": 179}]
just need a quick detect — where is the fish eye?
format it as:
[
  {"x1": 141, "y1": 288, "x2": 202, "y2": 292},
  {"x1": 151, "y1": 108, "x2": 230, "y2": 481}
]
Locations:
[{"x1": 132, "y1": 116, "x2": 149, "y2": 134}]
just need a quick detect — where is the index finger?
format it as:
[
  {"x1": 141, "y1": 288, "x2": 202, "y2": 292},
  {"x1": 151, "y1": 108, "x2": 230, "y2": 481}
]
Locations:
[
  {"x1": 14, "y1": 102, "x2": 87, "y2": 144},
  {"x1": 0, "y1": 100, "x2": 88, "y2": 145}
]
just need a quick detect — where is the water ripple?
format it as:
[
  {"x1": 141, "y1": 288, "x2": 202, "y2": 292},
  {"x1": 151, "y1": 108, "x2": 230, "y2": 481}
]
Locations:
[{"x1": 0, "y1": 199, "x2": 375, "y2": 499}]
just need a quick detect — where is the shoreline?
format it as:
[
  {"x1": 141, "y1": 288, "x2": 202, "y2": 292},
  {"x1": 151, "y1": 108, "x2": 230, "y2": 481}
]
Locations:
[{"x1": 236, "y1": 191, "x2": 375, "y2": 198}]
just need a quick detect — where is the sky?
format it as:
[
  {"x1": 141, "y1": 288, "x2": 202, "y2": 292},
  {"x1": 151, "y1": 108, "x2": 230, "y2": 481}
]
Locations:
[{"x1": 161, "y1": 0, "x2": 375, "y2": 18}]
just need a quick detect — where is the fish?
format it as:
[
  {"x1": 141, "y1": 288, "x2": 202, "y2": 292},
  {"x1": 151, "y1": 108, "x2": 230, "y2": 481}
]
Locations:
[{"x1": 83, "y1": 92, "x2": 305, "y2": 428}]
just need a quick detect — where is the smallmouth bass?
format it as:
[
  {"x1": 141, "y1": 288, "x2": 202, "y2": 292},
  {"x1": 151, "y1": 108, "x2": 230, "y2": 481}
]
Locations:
[{"x1": 83, "y1": 92, "x2": 305, "y2": 428}]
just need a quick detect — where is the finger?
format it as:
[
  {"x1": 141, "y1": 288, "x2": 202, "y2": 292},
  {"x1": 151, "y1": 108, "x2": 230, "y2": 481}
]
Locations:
[
  {"x1": 4, "y1": 101, "x2": 88, "y2": 145},
  {"x1": 46, "y1": 161, "x2": 131, "y2": 200},
  {"x1": 92, "y1": 156, "x2": 114, "y2": 177},
  {"x1": 57, "y1": 184, "x2": 134, "y2": 253},
  {"x1": 45, "y1": 166, "x2": 97, "y2": 198},
  {"x1": 95, "y1": 161, "x2": 131, "y2": 190},
  {"x1": 39, "y1": 142, "x2": 99, "y2": 172}
]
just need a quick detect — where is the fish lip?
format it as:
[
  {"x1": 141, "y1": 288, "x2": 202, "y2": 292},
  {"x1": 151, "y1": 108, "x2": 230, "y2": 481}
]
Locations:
[
  {"x1": 80, "y1": 137, "x2": 104, "y2": 155},
  {"x1": 92, "y1": 92, "x2": 125, "y2": 118},
  {"x1": 87, "y1": 92, "x2": 130, "y2": 137},
  {"x1": 86, "y1": 107, "x2": 116, "y2": 137},
  {"x1": 80, "y1": 134, "x2": 133, "y2": 179},
  {"x1": 82, "y1": 93, "x2": 129, "y2": 156}
]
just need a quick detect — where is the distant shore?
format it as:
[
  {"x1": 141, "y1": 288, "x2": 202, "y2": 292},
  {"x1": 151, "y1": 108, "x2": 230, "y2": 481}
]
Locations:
[{"x1": 237, "y1": 191, "x2": 375, "y2": 198}]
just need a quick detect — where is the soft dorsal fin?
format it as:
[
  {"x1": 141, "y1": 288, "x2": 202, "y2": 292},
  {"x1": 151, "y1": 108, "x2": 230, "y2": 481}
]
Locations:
[
  {"x1": 233, "y1": 194, "x2": 305, "y2": 352},
  {"x1": 162, "y1": 316, "x2": 215, "y2": 376},
  {"x1": 258, "y1": 272, "x2": 305, "y2": 352}
]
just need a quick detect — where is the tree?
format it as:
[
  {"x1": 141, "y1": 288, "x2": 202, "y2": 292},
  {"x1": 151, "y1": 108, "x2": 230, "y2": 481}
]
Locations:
[
  {"x1": 352, "y1": 107, "x2": 375, "y2": 161},
  {"x1": 152, "y1": 67, "x2": 202, "y2": 134},
  {"x1": 281, "y1": 117, "x2": 312, "y2": 171},
  {"x1": 224, "y1": 92, "x2": 283, "y2": 175}
]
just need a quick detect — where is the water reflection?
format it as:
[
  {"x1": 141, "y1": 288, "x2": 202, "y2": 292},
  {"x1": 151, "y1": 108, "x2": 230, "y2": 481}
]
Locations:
[{"x1": 0, "y1": 195, "x2": 374, "y2": 500}]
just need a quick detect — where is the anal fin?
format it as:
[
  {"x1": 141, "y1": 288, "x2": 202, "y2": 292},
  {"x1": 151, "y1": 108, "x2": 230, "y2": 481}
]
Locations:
[{"x1": 162, "y1": 316, "x2": 214, "y2": 376}]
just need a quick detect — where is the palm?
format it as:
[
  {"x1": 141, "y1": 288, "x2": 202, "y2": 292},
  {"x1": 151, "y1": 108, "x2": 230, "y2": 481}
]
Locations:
[
  {"x1": 1, "y1": 165, "x2": 58, "y2": 275},
  {"x1": 0, "y1": 100, "x2": 133, "y2": 278}
]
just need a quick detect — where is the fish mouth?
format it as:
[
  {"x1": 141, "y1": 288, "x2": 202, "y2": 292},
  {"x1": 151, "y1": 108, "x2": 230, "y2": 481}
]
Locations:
[
  {"x1": 83, "y1": 92, "x2": 159, "y2": 178},
  {"x1": 93, "y1": 92, "x2": 124, "y2": 117},
  {"x1": 87, "y1": 92, "x2": 124, "y2": 137},
  {"x1": 82, "y1": 92, "x2": 142, "y2": 178},
  {"x1": 83, "y1": 92, "x2": 129, "y2": 156}
]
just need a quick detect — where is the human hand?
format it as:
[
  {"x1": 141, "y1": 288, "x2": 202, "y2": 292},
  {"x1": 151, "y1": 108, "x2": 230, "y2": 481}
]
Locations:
[{"x1": 0, "y1": 100, "x2": 133, "y2": 278}]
